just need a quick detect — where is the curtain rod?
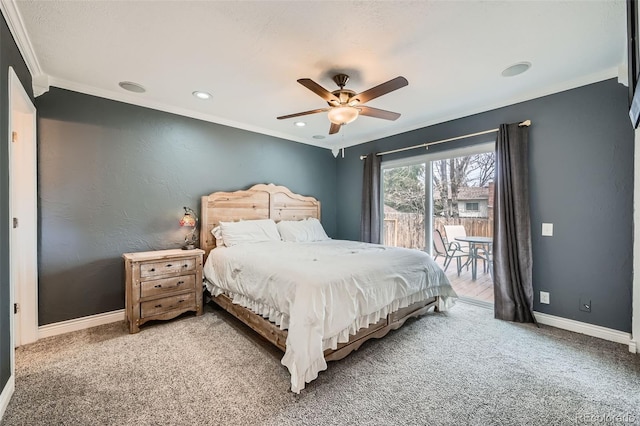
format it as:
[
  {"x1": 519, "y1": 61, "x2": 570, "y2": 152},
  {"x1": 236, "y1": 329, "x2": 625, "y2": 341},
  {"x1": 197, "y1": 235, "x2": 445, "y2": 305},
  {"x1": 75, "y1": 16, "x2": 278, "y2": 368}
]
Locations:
[{"x1": 359, "y1": 119, "x2": 531, "y2": 160}]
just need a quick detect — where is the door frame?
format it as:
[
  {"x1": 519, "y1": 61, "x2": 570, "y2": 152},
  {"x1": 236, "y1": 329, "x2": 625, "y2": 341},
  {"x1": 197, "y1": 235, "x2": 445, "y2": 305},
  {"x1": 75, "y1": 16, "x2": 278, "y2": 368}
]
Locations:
[{"x1": 8, "y1": 65, "x2": 38, "y2": 366}]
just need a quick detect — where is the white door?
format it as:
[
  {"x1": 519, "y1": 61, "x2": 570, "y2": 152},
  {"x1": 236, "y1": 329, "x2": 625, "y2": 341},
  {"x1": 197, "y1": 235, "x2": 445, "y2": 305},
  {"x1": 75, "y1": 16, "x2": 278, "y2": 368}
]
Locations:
[{"x1": 9, "y1": 67, "x2": 38, "y2": 353}]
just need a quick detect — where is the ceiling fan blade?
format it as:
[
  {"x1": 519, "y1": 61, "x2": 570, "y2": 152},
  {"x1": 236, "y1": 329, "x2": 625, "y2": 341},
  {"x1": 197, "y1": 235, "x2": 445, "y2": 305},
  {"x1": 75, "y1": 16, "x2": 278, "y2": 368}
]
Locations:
[
  {"x1": 329, "y1": 122, "x2": 341, "y2": 135},
  {"x1": 277, "y1": 108, "x2": 329, "y2": 120},
  {"x1": 349, "y1": 76, "x2": 408, "y2": 105},
  {"x1": 298, "y1": 79, "x2": 340, "y2": 104},
  {"x1": 357, "y1": 106, "x2": 401, "y2": 121}
]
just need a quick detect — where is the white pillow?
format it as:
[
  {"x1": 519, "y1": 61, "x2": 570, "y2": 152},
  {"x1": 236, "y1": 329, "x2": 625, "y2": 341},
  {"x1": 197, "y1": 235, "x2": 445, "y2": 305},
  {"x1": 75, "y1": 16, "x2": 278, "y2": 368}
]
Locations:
[
  {"x1": 277, "y1": 218, "x2": 330, "y2": 242},
  {"x1": 211, "y1": 226, "x2": 225, "y2": 247},
  {"x1": 219, "y1": 219, "x2": 281, "y2": 246}
]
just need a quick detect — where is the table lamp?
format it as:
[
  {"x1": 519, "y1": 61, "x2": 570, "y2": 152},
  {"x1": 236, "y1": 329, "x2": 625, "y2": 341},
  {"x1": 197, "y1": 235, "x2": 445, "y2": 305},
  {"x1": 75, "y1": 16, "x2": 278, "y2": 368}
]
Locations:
[{"x1": 179, "y1": 206, "x2": 198, "y2": 250}]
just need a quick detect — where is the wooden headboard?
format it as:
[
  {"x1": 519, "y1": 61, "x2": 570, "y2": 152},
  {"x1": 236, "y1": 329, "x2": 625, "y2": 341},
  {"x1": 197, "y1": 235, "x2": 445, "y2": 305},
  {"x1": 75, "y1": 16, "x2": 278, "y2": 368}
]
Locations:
[{"x1": 199, "y1": 183, "x2": 321, "y2": 259}]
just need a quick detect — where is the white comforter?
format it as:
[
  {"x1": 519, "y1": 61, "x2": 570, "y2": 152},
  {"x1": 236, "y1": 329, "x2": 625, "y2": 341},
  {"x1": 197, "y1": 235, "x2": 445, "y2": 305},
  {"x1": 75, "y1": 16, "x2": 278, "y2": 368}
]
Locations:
[{"x1": 203, "y1": 240, "x2": 456, "y2": 393}]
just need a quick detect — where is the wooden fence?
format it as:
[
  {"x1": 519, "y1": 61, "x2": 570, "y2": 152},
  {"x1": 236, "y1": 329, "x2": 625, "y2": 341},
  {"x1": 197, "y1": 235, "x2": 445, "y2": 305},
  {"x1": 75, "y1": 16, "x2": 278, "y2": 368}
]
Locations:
[{"x1": 383, "y1": 212, "x2": 493, "y2": 249}]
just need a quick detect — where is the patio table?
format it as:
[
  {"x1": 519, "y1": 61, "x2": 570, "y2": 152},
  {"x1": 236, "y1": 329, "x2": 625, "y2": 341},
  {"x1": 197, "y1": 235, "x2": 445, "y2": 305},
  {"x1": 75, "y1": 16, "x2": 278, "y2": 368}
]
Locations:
[{"x1": 455, "y1": 236, "x2": 493, "y2": 281}]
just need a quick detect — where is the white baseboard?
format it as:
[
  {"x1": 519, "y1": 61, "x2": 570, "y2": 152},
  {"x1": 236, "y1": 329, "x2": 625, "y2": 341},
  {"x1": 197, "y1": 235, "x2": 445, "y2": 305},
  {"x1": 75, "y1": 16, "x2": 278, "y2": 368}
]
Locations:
[
  {"x1": 38, "y1": 309, "x2": 125, "y2": 339},
  {"x1": 629, "y1": 339, "x2": 638, "y2": 354},
  {"x1": 534, "y1": 311, "x2": 633, "y2": 348},
  {"x1": 0, "y1": 376, "x2": 15, "y2": 421}
]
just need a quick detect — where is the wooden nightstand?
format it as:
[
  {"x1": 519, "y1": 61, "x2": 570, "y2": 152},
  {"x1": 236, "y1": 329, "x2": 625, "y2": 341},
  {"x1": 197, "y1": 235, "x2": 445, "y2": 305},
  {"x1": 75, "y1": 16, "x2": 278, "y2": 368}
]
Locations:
[{"x1": 123, "y1": 248, "x2": 204, "y2": 333}]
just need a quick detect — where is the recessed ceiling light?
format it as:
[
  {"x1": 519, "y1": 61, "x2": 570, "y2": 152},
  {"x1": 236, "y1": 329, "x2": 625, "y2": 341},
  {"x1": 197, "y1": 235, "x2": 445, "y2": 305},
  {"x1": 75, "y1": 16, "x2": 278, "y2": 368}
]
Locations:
[
  {"x1": 118, "y1": 81, "x2": 146, "y2": 93},
  {"x1": 192, "y1": 91, "x2": 212, "y2": 100},
  {"x1": 294, "y1": 121, "x2": 306, "y2": 127},
  {"x1": 312, "y1": 135, "x2": 325, "y2": 140},
  {"x1": 501, "y1": 62, "x2": 532, "y2": 77}
]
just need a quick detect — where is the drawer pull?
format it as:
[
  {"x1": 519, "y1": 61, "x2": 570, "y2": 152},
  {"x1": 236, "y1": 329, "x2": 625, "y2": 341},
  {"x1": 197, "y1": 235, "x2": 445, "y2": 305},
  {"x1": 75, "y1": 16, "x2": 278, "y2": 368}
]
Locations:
[
  {"x1": 178, "y1": 299, "x2": 185, "y2": 303},
  {"x1": 154, "y1": 284, "x2": 162, "y2": 288},
  {"x1": 149, "y1": 268, "x2": 155, "y2": 272},
  {"x1": 182, "y1": 264, "x2": 188, "y2": 268},
  {"x1": 155, "y1": 304, "x2": 162, "y2": 308},
  {"x1": 177, "y1": 281, "x2": 184, "y2": 286}
]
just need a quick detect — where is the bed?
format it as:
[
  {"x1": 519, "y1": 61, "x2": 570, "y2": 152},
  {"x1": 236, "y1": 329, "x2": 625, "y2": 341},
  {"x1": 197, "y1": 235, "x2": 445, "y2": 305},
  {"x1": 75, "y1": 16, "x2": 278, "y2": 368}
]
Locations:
[{"x1": 200, "y1": 183, "x2": 456, "y2": 393}]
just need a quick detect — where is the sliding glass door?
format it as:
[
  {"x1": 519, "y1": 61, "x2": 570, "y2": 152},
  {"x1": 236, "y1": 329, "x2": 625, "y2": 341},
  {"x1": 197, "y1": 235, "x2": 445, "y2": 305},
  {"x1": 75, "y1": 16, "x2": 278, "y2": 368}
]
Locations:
[{"x1": 382, "y1": 142, "x2": 495, "y2": 304}]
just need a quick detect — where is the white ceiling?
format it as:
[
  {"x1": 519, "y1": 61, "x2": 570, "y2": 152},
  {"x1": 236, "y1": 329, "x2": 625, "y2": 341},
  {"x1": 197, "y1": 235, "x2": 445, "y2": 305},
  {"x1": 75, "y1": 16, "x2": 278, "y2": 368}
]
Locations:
[{"x1": 3, "y1": 0, "x2": 627, "y2": 151}]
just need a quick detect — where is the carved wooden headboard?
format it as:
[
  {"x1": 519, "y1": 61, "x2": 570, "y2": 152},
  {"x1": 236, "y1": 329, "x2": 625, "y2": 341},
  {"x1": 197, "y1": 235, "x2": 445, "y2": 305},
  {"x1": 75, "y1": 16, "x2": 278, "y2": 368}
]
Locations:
[{"x1": 199, "y1": 183, "x2": 321, "y2": 260}]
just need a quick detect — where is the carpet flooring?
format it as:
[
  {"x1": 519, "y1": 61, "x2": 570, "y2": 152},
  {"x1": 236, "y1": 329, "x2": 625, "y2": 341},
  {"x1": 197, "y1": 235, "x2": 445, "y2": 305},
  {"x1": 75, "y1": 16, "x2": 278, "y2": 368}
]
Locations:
[{"x1": 2, "y1": 301, "x2": 639, "y2": 425}]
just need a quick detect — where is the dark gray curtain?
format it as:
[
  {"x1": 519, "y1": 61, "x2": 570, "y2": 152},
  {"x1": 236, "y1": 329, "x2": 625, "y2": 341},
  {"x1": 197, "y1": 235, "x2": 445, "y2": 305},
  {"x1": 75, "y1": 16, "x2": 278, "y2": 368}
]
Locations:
[
  {"x1": 361, "y1": 153, "x2": 381, "y2": 243},
  {"x1": 494, "y1": 123, "x2": 536, "y2": 323}
]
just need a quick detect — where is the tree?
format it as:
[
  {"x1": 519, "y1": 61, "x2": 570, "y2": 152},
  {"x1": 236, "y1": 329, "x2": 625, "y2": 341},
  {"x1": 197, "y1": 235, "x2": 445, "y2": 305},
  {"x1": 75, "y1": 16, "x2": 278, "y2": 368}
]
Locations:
[
  {"x1": 383, "y1": 151, "x2": 495, "y2": 220},
  {"x1": 432, "y1": 152, "x2": 494, "y2": 218},
  {"x1": 383, "y1": 164, "x2": 426, "y2": 249},
  {"x1": 383, "y1": 164, "x2": 425, "y2": 214},
  {"x1": 466, "y1": 153, "x2": 495, "y2": 187},
  {"x1": 433, "y1": 160, "x2": 448, "y2": 217},
  {"x1": 433, "y1": 156, "x2": 471, "y2": 218}
]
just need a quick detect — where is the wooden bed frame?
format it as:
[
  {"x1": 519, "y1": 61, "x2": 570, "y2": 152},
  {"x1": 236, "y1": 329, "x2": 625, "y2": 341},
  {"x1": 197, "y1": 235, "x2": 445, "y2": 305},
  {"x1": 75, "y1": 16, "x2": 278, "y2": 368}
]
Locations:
[{"x1": 200, "y1": 183, "x2": 439, "y2": 362}]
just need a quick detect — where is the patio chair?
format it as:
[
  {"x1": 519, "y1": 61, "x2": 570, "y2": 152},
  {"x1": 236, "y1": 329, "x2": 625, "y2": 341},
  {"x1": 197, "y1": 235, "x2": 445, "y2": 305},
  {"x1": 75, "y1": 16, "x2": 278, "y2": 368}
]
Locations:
[
  {"x1": 443, "y1": 225, "x2": 470, "y2": 253},
  {"x1": 476, "y1": 245, "x2": 494, "y2": 280},
  {"x1": 432, "y1": 229, "x2": 467, "y2": 276}
]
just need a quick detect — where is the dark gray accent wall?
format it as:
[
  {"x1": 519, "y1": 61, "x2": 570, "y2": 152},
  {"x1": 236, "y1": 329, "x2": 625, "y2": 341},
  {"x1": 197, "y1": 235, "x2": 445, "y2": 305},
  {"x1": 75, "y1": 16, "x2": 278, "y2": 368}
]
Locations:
[
  {"x1": 0, "y1": 13, "x2": 33, "y2": 394},
  {"x1": 336, "y1": 79, "x2": 634, "y2": 333},
  {"x1": 36, "y1": 88, "x2": 336, "y2": 325}
]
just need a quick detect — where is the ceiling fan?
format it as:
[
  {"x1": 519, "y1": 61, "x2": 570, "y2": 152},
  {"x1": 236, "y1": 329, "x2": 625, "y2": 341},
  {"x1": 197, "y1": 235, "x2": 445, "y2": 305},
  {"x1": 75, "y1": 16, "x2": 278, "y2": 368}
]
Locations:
[{"x1": 277, "y1": 74, "x2": 409, "y2": 135}]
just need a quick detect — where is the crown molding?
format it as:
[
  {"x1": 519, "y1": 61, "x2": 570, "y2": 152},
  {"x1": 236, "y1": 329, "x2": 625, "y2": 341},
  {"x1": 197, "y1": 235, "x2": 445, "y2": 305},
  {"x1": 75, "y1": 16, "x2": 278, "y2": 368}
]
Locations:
[
  {"x1": 337, "y1": 66, "x2": 621, "y2": 151},
  {"x1": 50, "y1": 66, "x2": 620, "y2": 154},
  {"x1": 32, "y1": 74, "x2": 49, "y2": 97},
  {"x1": 0, "y1": 0, "x2": 51, "y2": 97},
  {"x1": 48, "y1": 76, "x2": 331, "y2": 150},
  {"x1": 0, "y1": 0, "x2": 41, "y2": 76}
]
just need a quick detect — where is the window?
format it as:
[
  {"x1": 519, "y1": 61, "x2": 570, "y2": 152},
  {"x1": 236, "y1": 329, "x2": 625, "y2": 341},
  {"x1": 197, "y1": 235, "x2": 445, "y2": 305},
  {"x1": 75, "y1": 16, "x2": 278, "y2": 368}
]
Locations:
[{"x1": 466, "y1": 202, "x2": 479, "y2": 211}]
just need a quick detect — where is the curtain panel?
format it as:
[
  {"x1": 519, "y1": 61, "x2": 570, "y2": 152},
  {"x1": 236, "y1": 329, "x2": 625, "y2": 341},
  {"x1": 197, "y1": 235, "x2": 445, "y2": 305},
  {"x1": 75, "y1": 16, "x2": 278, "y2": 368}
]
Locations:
[
  {"x1": 361, "y1": 153, "x2": 381, "y2": 244},
  {"x1": 494, "y1": 123, "x2": 536, "y2": 323}
]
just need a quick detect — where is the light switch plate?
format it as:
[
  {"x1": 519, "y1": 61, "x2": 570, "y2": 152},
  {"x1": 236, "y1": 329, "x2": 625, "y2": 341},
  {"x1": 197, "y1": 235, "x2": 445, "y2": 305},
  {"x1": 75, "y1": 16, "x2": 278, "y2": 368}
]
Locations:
[
  {"x1": 540, "y1": 291, "x2": 550, "y2": 304},
  {"x1": 542, "y1": 223, "x2": 553, "y2": 236}
]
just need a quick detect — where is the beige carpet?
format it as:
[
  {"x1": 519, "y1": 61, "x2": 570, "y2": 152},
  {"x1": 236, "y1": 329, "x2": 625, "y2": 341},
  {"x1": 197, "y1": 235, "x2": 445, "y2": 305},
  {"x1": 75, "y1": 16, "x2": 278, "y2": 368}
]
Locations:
[{"x1": 2, "y1": 302, "x2": 640, "y2": 425}]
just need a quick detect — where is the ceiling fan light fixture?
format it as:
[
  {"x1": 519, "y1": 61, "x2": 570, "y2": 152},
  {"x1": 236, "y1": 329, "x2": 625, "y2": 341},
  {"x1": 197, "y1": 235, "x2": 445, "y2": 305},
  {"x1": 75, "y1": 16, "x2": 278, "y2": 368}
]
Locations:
[{"x1": 327, "y1": 106, "x2": 359, "y2": 125}]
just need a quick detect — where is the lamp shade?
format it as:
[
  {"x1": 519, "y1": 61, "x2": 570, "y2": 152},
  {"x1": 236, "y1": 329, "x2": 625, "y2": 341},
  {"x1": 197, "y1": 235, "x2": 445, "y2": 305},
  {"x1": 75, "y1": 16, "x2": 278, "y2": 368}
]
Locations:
[
  {"x1": 180, "y1": 207, "x2": 197, "y2": 227},
  {"x1": 327, "y1": 106, "x2": 359, "y2": 125},
  {"x1": 180, "y1": 214, "x2": 196, "y2": 227}
]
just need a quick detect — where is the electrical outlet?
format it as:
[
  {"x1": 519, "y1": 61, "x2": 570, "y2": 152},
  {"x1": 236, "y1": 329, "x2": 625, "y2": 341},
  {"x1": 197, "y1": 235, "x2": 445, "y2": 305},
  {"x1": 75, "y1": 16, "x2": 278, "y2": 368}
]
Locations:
[
  {"x1": 579, "y1": 298, "x2": 591, "y2": 313},
  {"x1": 540, "y1": 291, "x2": 550, "y2": 304}
]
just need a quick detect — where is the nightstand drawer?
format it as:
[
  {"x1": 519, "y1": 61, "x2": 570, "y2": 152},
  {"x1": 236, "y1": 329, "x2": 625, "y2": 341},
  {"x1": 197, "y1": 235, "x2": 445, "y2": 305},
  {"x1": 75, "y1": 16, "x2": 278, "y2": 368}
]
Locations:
[
  {"x1": 140, "y1": 275, "x2": 196, "y2": 298},
  {"x1": 140, "y1": 258, "x2": 196, "y2": 278},
  {"x1": 141, "y1": 292, "x2": 195, "y2": 318}
]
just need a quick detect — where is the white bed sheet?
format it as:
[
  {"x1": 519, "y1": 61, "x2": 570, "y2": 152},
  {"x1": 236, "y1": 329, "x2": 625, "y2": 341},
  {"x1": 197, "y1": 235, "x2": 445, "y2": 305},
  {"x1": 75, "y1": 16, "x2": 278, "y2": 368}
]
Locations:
[{"x1": 203, "y1": 239, "x2": 457, "y2": 393}]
